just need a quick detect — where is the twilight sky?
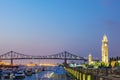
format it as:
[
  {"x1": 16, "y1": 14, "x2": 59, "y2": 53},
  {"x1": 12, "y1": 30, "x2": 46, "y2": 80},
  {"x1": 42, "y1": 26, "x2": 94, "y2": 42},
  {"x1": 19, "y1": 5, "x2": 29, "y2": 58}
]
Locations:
[{"x1": 0, "y1": 0, "x2": 120, "y2": 59}]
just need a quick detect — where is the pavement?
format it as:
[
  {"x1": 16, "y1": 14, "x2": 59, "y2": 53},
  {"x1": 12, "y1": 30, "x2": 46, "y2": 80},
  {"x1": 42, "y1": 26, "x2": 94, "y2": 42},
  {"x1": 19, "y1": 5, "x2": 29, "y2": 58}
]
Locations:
[{"x1": 98, "y1": 74, "x2": 120, "y2": 80}]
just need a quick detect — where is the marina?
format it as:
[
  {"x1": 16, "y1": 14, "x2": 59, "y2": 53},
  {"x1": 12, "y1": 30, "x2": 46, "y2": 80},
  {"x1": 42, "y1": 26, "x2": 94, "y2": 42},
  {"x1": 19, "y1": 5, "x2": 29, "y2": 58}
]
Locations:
[{"x1": 0, "y1": 66, "x2": 68, "y2": 80}]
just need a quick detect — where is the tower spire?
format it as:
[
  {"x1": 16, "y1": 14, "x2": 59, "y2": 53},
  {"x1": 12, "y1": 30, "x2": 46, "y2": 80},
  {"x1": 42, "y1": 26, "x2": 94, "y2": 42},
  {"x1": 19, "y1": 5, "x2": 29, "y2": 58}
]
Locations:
[{"x1": 103, "y1": 34, "x2": 108, "y2": 42}]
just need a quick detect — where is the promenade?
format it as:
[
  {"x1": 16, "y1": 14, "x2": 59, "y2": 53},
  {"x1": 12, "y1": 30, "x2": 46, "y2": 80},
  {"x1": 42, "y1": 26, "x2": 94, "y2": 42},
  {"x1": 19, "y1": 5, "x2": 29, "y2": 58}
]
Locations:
[{"x1": 65, "y1": 67, "x2": 120, "y2": 80}]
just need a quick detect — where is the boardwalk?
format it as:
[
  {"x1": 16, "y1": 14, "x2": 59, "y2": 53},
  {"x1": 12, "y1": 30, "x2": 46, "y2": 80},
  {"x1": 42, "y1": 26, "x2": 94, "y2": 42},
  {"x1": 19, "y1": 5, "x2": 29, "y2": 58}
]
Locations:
[{"x1": 65, "y1": 67, "x2": 120, "y2": 80}]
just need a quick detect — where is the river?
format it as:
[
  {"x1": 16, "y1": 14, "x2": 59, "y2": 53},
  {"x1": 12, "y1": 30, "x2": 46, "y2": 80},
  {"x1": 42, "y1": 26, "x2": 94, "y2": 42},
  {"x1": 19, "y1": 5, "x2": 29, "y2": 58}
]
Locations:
[
  {"x1": 24, "y1": 71, "x2": 54, "y2": 80},
  {"x1": 0, "y1": 66, "x2": 68, "y2": 80},
  {"x1": 21, "y1": 66, "x2": 68, "y2": 80}
]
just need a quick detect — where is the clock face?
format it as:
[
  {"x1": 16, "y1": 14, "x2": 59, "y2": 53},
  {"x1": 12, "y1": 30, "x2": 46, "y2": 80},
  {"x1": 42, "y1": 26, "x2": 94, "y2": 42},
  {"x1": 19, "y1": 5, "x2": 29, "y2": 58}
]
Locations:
[{"x1": 105, "y1": 43, "x2": 107, "y2": 46}]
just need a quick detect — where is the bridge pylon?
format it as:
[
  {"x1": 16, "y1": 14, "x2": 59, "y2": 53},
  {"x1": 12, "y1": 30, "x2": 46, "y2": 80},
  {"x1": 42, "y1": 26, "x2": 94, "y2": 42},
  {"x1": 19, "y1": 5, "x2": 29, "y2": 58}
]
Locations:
[
  {"x1": 64, "y1": 58, "x2": 67, "y2": 65},
  {"x1": 10, "y1": 58, "x2": 13, "y2": 66},
  {"x1": 64, "y1": 51, "x2": 68, "y2": 66},
  {"x1": 10, "y1": 51, "x2": 13, "y2": 66}
]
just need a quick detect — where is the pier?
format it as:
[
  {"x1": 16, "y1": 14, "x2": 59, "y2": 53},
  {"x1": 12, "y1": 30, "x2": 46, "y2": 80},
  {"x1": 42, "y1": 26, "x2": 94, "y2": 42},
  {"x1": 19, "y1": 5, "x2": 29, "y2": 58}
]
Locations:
[{"x1": 65, "y1": 67, "x2": 120, "y2": 80}]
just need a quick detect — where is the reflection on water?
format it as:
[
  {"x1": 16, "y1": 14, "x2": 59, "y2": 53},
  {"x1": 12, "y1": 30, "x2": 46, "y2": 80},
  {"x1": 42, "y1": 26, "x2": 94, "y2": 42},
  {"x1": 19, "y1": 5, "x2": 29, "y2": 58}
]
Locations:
[
  {"x1": 35, "y1": 73, "x2": 38, "y2": 80},
  {"x1": 24, "y1": 66, "x2": 67, "y2": 80},
  {"x1": 24, "y1": 71, "x2": 54, "y2": 80}
]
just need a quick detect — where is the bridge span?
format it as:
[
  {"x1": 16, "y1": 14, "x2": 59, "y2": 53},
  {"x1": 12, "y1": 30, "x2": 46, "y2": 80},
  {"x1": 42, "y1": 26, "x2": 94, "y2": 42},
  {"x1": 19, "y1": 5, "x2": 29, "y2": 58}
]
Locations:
[{"x1": 0, "y1": 51, "x2": 98, "y2": 66}]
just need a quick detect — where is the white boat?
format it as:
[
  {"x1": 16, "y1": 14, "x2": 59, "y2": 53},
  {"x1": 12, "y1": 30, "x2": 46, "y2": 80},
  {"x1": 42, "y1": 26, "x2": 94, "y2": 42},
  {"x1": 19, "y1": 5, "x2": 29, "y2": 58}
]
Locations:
[
  {"x1": 14, "y1": 71, "x2": 25, "y2": 79},
  {"x1": 1, "y1": 70, "x2": 14, "y2": 79}
]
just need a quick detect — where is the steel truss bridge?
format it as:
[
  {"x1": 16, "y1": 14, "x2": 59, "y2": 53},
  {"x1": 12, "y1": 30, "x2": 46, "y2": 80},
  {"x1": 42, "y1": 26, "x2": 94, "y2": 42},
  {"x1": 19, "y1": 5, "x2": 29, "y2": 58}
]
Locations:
[{"x1": 0, "y1": 51, "x2": 95, "y2": 66}]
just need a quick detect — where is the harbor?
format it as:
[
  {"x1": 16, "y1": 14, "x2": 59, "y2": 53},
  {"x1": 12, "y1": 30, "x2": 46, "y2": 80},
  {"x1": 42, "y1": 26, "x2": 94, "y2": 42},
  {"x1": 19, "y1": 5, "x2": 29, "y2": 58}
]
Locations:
[
  {"x1": 0, "y1": 66, "x2": 69, "y2": 80},
  {"x1": 1, "y1": 65, "x2": 120, "y2": 80}
]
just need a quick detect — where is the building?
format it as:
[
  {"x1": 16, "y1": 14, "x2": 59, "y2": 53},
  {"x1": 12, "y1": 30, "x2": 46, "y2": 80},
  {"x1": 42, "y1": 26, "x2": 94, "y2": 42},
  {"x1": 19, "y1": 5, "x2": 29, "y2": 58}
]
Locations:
[
  {"x1": 102, "y1": 34, "x2": 109, "y2": 63},
  {"x1": 88, "y1": 54, "x2": 92, "y2": 65}
]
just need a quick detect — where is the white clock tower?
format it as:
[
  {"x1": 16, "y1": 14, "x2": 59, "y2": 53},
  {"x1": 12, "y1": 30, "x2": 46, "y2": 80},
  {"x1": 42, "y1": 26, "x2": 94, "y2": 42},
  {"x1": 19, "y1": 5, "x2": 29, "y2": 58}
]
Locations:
[{"x1": 102, "y1": 34, "x2": 109, "y2": 63}]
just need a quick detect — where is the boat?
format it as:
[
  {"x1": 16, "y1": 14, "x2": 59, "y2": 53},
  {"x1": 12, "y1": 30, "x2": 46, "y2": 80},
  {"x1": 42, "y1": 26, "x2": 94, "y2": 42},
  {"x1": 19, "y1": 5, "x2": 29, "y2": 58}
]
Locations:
[
  {"x1": 1, "y1": 70, "x2": 14, "y2": 79},
  {"x1": 24, "y1": 69, "x2": 32, "y2": 76},
  {"x1": 42, "y1": 67, "x2": 45, "y2": 71},
  {"x1": 32, "y1": 68, "x2": 36, "y2": 74},
  {"x1": 14, "y1": 71, "x2": 25, "y2": 79},
  {"x1": 32, "y1": 68, "x2": 40, "y2": 74}
]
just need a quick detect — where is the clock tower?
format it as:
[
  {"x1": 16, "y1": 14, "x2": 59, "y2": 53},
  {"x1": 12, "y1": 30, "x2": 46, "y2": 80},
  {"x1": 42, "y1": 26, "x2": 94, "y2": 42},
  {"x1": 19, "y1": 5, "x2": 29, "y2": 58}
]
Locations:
[{"x1": 102, "y1": 34, "x2": 108, "y2": 63}]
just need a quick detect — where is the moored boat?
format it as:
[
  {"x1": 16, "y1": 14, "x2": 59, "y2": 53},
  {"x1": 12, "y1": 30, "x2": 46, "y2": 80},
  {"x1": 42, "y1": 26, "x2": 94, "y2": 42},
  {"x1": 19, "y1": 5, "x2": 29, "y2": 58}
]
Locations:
[
  {"x1": 24, "y1": 69, "x2": 32, "y2": 76},
  {"x1": 14, "y1": 71, "x2": 25, "y2": 79},
  {"x1": 1, "y1": 70, "x2": 14, "y2": 79}
]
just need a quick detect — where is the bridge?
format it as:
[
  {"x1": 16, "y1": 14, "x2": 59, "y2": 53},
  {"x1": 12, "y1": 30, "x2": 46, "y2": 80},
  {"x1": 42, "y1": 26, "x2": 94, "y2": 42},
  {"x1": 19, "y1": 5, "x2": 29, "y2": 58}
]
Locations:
[{"x1": 0, "y1": 51, "x2": 87, "y2": 66}]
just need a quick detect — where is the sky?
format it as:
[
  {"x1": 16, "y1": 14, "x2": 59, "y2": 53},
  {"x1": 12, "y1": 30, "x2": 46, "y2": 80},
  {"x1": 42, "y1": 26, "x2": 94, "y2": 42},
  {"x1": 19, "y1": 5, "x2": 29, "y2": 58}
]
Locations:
[{"x1": 0, "y1": 0, "x2": 120, "y2": 60}]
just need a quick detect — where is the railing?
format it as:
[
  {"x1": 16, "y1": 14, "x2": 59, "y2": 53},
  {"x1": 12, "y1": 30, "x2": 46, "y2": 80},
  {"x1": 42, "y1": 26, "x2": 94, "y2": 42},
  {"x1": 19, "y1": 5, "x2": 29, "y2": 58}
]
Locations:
[{"x1": 65, "y1": 67, "x2": 117, "y2": 80}]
